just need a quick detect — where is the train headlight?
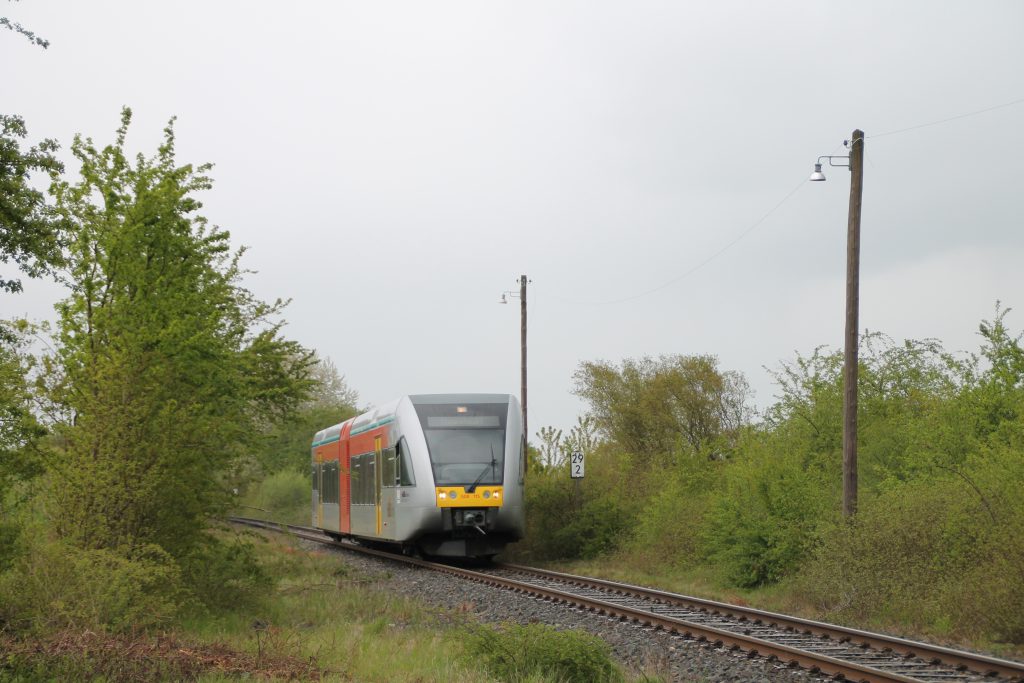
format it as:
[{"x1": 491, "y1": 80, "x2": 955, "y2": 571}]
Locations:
[
  {"x1": 483, "y1": 490, "x2": 491, "y2": 499},
  {"x1": 450, "y1": 491, "x2": 458, "y2": 500},
  {"x1": 438, "y1": 492, "x2": 447, "y2": 499}
]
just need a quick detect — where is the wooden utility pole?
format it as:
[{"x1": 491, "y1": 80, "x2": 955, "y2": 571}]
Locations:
[
  {"x1": 519, "y1": 274, "x2": 528, "y2": 440},
  {"x1": 842, "y1": 129, "x2": 865, "y2": 518}
]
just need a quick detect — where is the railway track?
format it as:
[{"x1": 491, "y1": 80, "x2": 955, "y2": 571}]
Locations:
[{"x1": 230, "y1": 517, "x2": 1024, "y2": 683}]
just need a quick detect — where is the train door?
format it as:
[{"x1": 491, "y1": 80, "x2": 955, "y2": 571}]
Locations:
[
  {"x1": 339, "y1": 424, "x2": 351, "y2": 534},
  {"x1": 315, "y1": 451, "x2": 324, "y2": 527},
  {"x1": 374, "y1": 436, "x2": 383, "y2": 535},
  {"x1": 381, "y1": 443, "x2": 397, "y2": 539},
  {"x1": 311, "y1": 460, "x2": 317, "y2": 526}
]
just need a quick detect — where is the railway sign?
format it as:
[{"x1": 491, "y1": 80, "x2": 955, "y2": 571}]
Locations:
[{"x1": 570, "y1": 451, "x2": 585, "y2": 479}]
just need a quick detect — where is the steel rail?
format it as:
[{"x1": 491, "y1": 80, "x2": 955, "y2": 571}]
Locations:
[
  {"x1": 228, "y1": 518, "x2": 1023, "y2": 683},
  {"x1": 493, "y1": 563, "x2": 1024, "y2": 681}
]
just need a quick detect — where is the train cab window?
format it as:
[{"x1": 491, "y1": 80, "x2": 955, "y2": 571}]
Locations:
[
  {"x1": 397, "y1": 438, "x2": 415, "y2": 486},
  {"x1": 413, "y1": 402, "x2": 507, "y2": 487}
]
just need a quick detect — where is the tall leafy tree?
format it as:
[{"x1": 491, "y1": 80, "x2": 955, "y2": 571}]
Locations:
[
  {"x1": 0, "y1": 114, "x2": 62, "y2": 295},
  {"x1": 573, "y1": 354, "x2": 751, "y2": 463},
  {"x1": 43, "y1": 109, "x2": 313, "y2": 559},
  {"x1": 0, "y1": 321, "x2": 45, "y2": 564},
  {"x1": 253, "y1": 353, "x2": 359, "y2": 475},
  {"x1": 1, "y1": 78, "x2": 61, "y2": 539}
]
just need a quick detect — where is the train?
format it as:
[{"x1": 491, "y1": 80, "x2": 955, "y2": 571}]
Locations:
[{"x1": 311, "y1": 393, "x2": 526, "y2": 559}]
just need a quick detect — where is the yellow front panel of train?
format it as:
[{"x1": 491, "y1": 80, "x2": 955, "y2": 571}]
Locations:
[{"x1": 435, "y1": 486, "x2": 504, "y2": 508}]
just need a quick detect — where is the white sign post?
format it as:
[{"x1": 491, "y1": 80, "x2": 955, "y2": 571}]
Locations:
[{"x1": 570, "y1": 451, "x2": 585, "y2": 479}]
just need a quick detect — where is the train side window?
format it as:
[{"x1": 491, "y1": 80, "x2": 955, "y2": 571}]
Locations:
[
  {"x1": 382, "y1": 446, "x2": 397, "y2": 487},
  {"x1": 321, "y1": 463, "x2": 329, "y2": 503},
  {"x1": 351, "y1": 459, "x2": 362, "y2": 504},
  {"x1": 353, "y1": 452, "x2": 374, "y2": 505},
  {"x1": 335, "y1": 462, "x2": 341, "y2": 502},
  {"x1": 323, "y1": 462, "x2": 334, "y2": 504},
  {"x1": 397, "y1": 437, "x2": 416, "y2": 487},
  {"x1": 364, "y1": 455, "x2": 376, "y2": 502}
]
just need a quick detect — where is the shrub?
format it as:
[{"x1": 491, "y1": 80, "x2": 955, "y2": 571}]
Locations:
[
  {"x1": 459, "y1": 622, "x2": 623, "y2": 683},
  {"x1": 630, "y1": 455, "x2": 721, "y2": 567},
  {"x1": 239, "y1": 469, "x2": 310, "y2": 525},
  {"x1": 0, "y1": 520, "x2": 20, "y2": 573},
  {"x1": 257, "y1": 469, "x2": 309, "y2": 512},
  {"x1": 0, "y1": 531, "x2": 182, "y2": 634},
  {"x1": 518, "y1": 468, "x2": 632, "y2": 562},
  {"x1": 798, "y1": 457, "x2": 1024, "y2": 642},
  {"x1": 703, "y1": 442, "x2": 836, "y2": 588},
  {"x1": 180, "y1": 532, "x2": 272, "y2": 613}
]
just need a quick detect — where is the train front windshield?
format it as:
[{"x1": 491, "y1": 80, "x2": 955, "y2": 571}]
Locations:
[{"x1": 414, "y1": 402, "x2": 507, "y2": 487}]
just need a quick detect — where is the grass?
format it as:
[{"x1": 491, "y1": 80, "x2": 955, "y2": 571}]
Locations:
[{"x1": 183, "y1": 529, "x2": 495, "y2": 682}]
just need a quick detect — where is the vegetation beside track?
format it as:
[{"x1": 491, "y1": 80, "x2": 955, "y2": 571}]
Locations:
[
  {"x1": 1, "y1": 526, "x2": 634, "y2": 682},
  {"x1": 513, "y1": 316, "x2": 1024, "y2": 657}
]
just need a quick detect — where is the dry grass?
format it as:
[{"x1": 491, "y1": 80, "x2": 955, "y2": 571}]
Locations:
[{"x1": 0, "y1": 629, "x2": 330, "y2": 682}]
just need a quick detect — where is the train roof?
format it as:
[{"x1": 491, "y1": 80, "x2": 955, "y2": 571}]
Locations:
[
  {"x1": 312, "y1": 394, "x2": 515, "y2": 446},
  {"x1": 408, "y1": 393, "x2": 512, "y2": 405}
]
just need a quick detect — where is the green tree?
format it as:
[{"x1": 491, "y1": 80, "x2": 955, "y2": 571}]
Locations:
[
  {"x1": 573, "y1": 354, "x2": 751, "y2": 464},
  {"x1": 0, "y1": 84, "x2": 62, "y2": 568},
  {"x1": 42, "y1": 109, "x2": 313, "y2": 565},
  {"x1": 0, "y1": 320, "x2": 46, "y2": 568},
  {"x1": 561, "y1": 414, "x2": 599, "y2": 463},
  {"x1": 534, "y1": 425, "x2": 563, "y2": 471},
  {"x1": 253, "y1": 353, "x2": 359, "y2": 475},
  {"x1": 1, "y1": 114, "x2": 62, "y2": 294}
]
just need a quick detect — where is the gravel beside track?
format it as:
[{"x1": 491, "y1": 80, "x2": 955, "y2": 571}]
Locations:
[{"x1": 305, "y1": 537, "x2": 828, "y2": 683}]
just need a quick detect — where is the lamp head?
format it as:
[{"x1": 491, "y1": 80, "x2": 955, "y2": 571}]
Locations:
[
  {"x1": 498, "y1": 293, "x2": 508, "y2": 304},
  {"x1": 809, "y1": 163, "x2": 826, "y2": 182}
]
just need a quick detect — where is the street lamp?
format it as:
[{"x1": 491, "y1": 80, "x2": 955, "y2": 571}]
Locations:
[
  {"x1": 811, "y1": 129, "x2": 865, "y2": 518},
  {"x1": 499, "y1": 275, "x2": 530, "y2": 439}
]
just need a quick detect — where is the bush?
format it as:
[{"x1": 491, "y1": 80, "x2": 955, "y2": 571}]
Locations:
[
  {"x1": 459, "y1": 622, "x2": 623, "y2": 683},
  {"x1": 518, "y1": 470, "x2": 632, "y2": 562},
  {"x1": 0, "y1": 520, "x2": 20, "y2": 573},
  {"x1": 0, "y1": 531, "x2": 182, "y2": 634},
  {"x1": 630, "y1": 455, "x2": 721, "y2": 567},
  {"x1": 239, "y1": 469, "x2": 310, "y2": 526},
  {"x1": 798, "y1": 456, "x2": 1024, "y2": 642},
  {"x1": 703, "y1": 441, "x2": 836, "y2": 588},
  {"x1": 180, "y1": 532, "x2": 273, "y2": 613}
]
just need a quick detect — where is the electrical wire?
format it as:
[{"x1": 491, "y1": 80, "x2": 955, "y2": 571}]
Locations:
[
  {"x1": 550, "y1": 177, "x2": 809, "y2": 307},
  {"x1": 869, "y1": 96, "x2": 1024, "y2": 139}
]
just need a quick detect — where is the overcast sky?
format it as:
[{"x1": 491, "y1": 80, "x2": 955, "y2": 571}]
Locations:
[{"x1": 4, "y1": 1, "x2": 1024, "y2": 436}]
